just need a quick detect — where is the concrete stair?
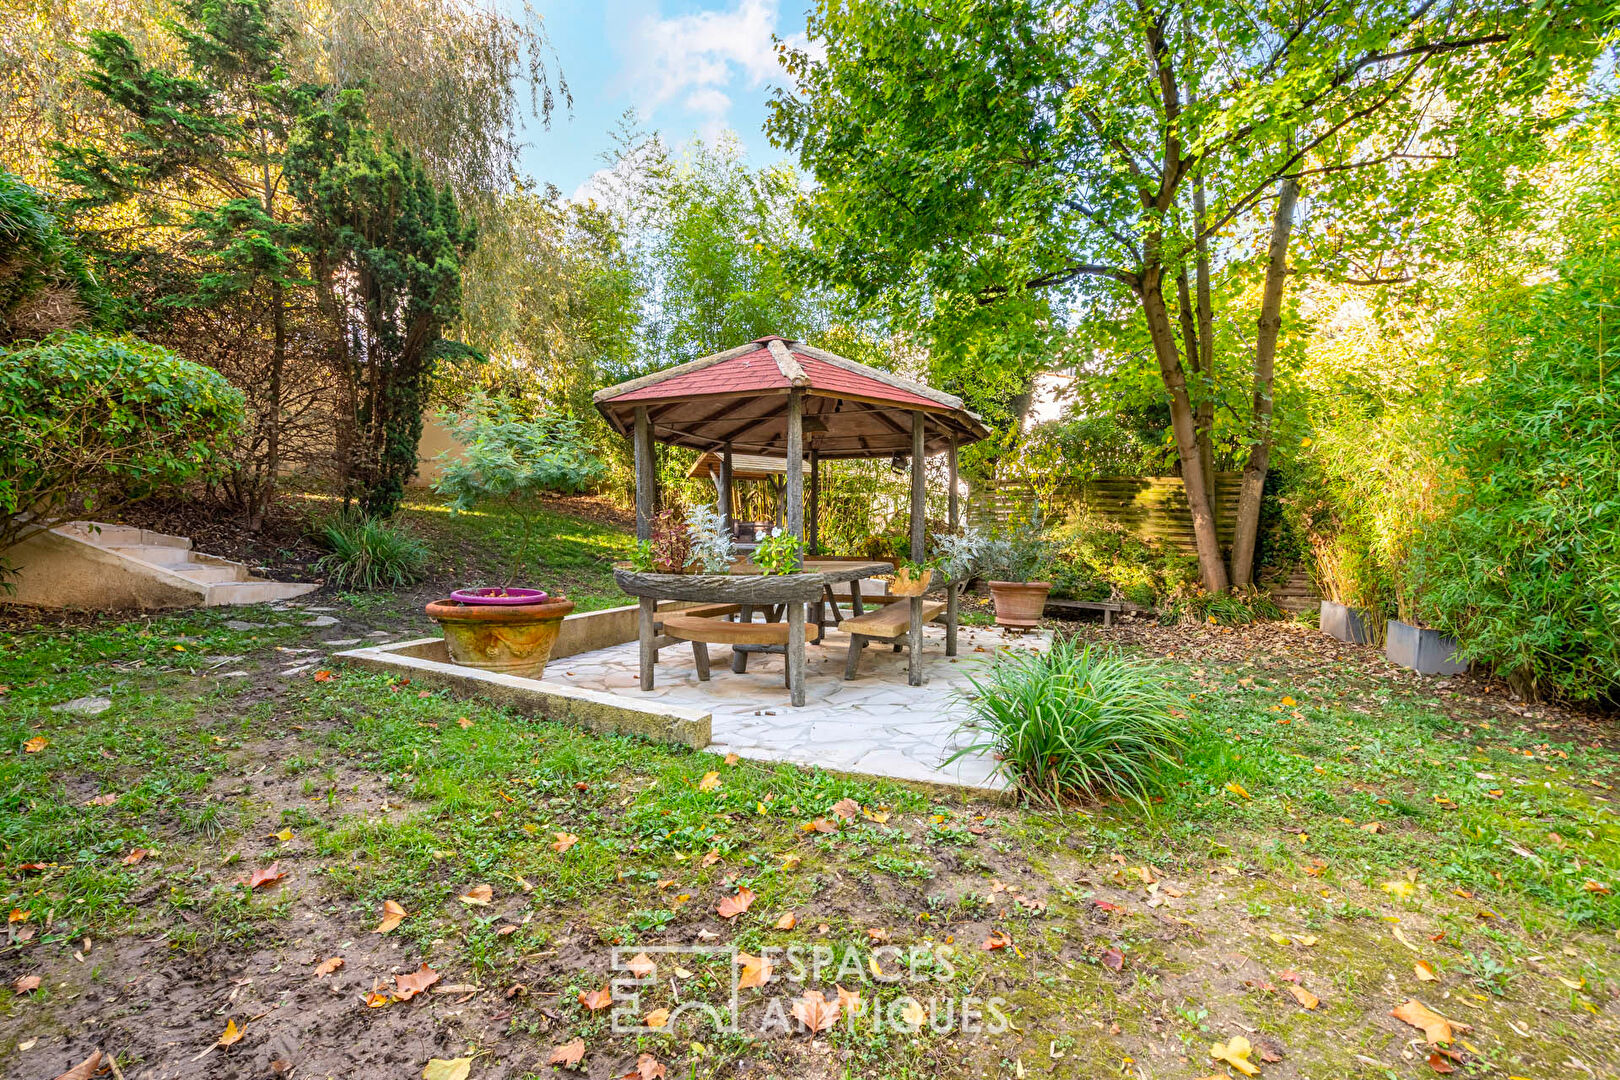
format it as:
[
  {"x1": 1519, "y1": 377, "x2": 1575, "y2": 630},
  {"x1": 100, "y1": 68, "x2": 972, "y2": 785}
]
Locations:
[{"x1": 4, "y1": 522, "x2": 318, "y2": 610}]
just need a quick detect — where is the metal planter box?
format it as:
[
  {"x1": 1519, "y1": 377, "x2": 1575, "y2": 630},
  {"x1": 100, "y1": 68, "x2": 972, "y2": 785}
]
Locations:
[
  {"x1": 1385, "y1": 619, "x2": 1467, "y2": 675},
  {"x1": 1320, "y1": 600, "x2": 1373, "y2": 645}
]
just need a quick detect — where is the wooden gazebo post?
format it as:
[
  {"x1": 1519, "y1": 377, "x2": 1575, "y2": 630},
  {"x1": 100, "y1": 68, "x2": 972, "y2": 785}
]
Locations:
[
  {"x1": 808, "y1": 449, "x2": 820, "y2": 556},
  {"x1": 908, "y1": 410, "x2": 926, "y2": 686},
  {"x1": 946, "y1": 438, "x2": 959, "y2": 658},
  {"x1": 718, "y1": 444, "x2": 733, "y2": 536},
  {"x1": 784, "y1": 388, "x2": 806, "y2": 704},
  {"x1": 634, "y1": 405, "x2": 657, "y2": 690}
]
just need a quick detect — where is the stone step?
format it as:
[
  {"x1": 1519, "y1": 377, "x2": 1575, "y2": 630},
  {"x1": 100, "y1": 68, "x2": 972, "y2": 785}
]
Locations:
[
  {"x1": 203, "y1": 580, "x2": 320, "y2": 606},
  {"x1": 110, "y1": 544, "x2": 198, "y2": 567},
  {"x1": 172, "y1": 563, "x2": 248, "y2": 583}
]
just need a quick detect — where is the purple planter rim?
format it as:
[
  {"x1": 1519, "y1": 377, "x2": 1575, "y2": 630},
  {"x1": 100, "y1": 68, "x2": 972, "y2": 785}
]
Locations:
[{"x1": 448, "y1": 587, "x2": 552, "y2": 606}]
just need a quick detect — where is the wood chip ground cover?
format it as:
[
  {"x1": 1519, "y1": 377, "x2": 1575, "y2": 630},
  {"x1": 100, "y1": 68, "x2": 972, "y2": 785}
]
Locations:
[{"x1": 1, "y1": 599, "x2": 1616, "y2": 1079}]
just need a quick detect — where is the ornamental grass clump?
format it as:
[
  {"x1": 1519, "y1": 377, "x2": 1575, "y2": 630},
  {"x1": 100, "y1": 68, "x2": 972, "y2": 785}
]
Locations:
[
  {"x1": 313, "y1": 512, "x2": 431, "y2": 590},
  {"x1": 950, "y1": 638, "x2": 1183, "y2": 807}
]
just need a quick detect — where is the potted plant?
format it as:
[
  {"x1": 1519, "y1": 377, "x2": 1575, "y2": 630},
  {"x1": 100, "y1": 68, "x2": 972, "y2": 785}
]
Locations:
[
  {"x1": 976, "y1": 524, "x2": 1056, "y2": 629},
  {"x1": 426, "y1": 396, "x2": 604, "y2": 676},
  {"x1": 751, "y1": 527, "x2": 804, "y2": 575},
  {"x1": 885, "y1": 558, "x2": 933, "y2": 596}
]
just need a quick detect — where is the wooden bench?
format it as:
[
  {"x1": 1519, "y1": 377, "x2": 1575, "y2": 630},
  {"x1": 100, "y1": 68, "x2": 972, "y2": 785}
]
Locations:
[
  {"x1": 839, "y1": 599, "x2": 945, "y2": 680},
  {"x1": 661, "y1": 612, "x2": 805, "y2": 687},
  {"x1": 1042, "y1": 597, "x2": 1123, "y2": 627}
]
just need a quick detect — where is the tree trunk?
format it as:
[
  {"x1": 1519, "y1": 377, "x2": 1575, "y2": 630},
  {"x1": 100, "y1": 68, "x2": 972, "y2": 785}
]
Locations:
[
  {"x1": 1229, "y1": 177, "x2": 1299, "y2": 587},
  {"x1": 252, "y1": 280, "x2": 286, "y2": 532},
  {"x1": 1176, "y1": 269, "x2": 1216, "y2": 502},
  {"x1": 1192, "y1": 173, "x2": 1217, "y2": 505},
  {"x1": 1140, "y1": 264, "x2": 1229, "y2": 592}
]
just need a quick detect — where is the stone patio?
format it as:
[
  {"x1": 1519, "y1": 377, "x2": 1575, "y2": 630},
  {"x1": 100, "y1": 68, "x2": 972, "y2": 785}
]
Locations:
[{"x1": 541, "y1": 622, "x2": 1051, "y2": 792}]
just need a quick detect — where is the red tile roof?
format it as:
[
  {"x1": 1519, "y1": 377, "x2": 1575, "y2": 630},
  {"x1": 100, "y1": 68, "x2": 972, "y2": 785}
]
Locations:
[{"x1": 610, "y1": 341, "x2": 941, "y2": 410}]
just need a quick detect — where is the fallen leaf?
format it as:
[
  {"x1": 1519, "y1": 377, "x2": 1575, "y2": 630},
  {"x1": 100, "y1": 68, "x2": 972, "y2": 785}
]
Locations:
[
  {"x1": 836, "y1": 984, "x2": 862, "y2": 1014},
  {"x1": 313, "y1": 670, "x2": 334, "y2": 682},
  {"x1": 624, "y1": 1053, "x2": 665, "y2": 1080},
  {"x1": 898, "y1": 998, "x2": 926, "y2": 1028},
  {"x1": 84, "y1": 793, "x2": 118, "y2": 806},
  {"x1": 717, "y1": 885, "x2": 755, "y2": 919},
  {"x1": 273, "y1": 828, "x2": 293, "y2": 842},
  {"x1": 579, "y1": 984, "x2": 612, "y2": 1011},
  {"x1": 1415, "y1": 961, "x2": 1438, "y2": 982},
  {"x1": 314, "y1": 957, "x2": 344, "y2": 977},
  {"x1": 861, "y1": 807, "x2": 890, "y2": 823},
  {"x1": 625, "y1": 952, "x2": 656, "y2": 978},
  {"x1": 1360, "y1": 822, "x2": 1384, "y2": 834},
  {"x1": 737, "y1": 951, "x2": 772, "y2": 989},
  {"x1": 7, "y1": 908, "x2": 26, "y2": 923},
  {"x1": 121, "y1": 849, "x2": 148, "y2": 866},
  {"x1": 830, "y1": 798, "x2": 861, "y2": 820},
  {"x1": 801, "y1": 817, "x2": 836, "y2": 833},
  {"x1": 244, "y1": 863, "x2": 286, "y2": 889},
  {"x1": 982, "y1": 929, "x2": 1012, "y2": 950},
  {"x1": 218, "y1": 1019, "x2": 245, "y2": 1047},
  {"x1": 395, "y1": 964, "x2": 441, "y2": 1000},
  {"x1": 1287, "y1": 985, "x2": 1320, "y2": 1010},
  {"x1": 644, "y1": 1007, "x2": 670, "y2": 1028},
  {"x1": 52, "y1": 1051, "x2": 103, "y2": 1080},
  {"x1": 775, "y1": 912, "x2": 797, "y2": 930},
  {"x1": 1210, "y1": 1035, "x2": 1260, "y2": 1076},
  {"x1": 23, "y1": 736, "x2": 48, "y2": 753},
  {"x1": 1224, "y1": 781, "x2": 1250, "y2": 799},
  {"x1": 792, "y1": 988, "x2": 840, "y2": 1033},
  {"x1": 14, "y1": 974, "x2": 40, "y2": 993},
  {"x1": 1382, "y1": 880, "x2": 1416, "y2": 900},
  {"x1": 547, "y1": 1038, "x2": 585, "y2": 1066},
  {"x1": 459, "y1": 884, "x2": 493, "y2": 906},
  {"x1": 552, "y1": 832, "x2": 579, "y2": 854},
  {"x1": 421, "y1": 1057, "x2": 472, "y2": 1080},
  {"x1": 1100, "y1": 947, "x2": 1125, "y2": 972},
  {"x1": 723, "y1": 752, "x2": 740, "y2": 765},
  {"x1": 1425, "y1": 1049, "x2": 1456, "y2": 1074},
  {"x1": 698, "y1": 771, "x2": 721, "y2": 792},
  {"x1": 457, "y1": 716, "x2": 474, "y2": 729},
  {"x1": 374, "y1": 899, "x2": 408, "y2": 934},
  {"x1": 1392, "y1": 999, "x2": 1471, "y2": 1044}
]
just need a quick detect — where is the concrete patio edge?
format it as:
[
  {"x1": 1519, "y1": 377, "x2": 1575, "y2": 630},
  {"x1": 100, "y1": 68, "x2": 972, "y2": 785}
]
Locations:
[{"x1": 335, "y1": 637, "x2": 712, "y2": 750}]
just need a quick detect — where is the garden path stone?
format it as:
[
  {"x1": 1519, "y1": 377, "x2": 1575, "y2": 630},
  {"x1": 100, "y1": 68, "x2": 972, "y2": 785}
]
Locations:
[
  {"x1": 321, "y1": 638, "x2": 361, "y2": 646},
  {"x1": 50, "y1": 695, "x2": 113, "y2": 716},
  {"x1": 224, "y1": 620, "x2": 269, "y2": 631},
  {"x1": 303, "y1": 615, "x2": 340, "y2": 628}
]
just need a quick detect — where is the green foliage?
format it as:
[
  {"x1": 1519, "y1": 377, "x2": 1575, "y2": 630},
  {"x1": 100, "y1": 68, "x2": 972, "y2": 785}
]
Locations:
[
  {"x1": 751, "y1": 528, "x2": 804, "y2": 576},
  {"x1": 435, "y1": 394, "x2": 606, "y2": 505},
  {"x1": 1159, "y1": 589, "x2": 1282, "y2": 628},
  {"x1": 646, "y1": 508, "x2": 694, "y2": 575},
  {"x1": 286, "y1": 89, "x2": 477, "y2": 518},
  {"x1": 973, "y1": 520, "x2": 1056, "y2": 583},
  {"x1": 1405, "y1": 177, "x2": 1620, "y2": 702},
  {"x1": 684, "y1": 503, "x2": 736, "y2": 574},
  {"x1": 312, "y1": 511, "x2": 431, "y2": 590},
  {"x1": 950, "y1": 639, "x2": 1182, "y2": 807},
  {"x1": 0, "y1": 332, "x2": 243, "y2": 553},
  {"x1": 0, "y1": 169, "x2": 100, "y2": 343},
  {"x1": 1049, "y1": 512, "x2": 1198, "y2": 606}
]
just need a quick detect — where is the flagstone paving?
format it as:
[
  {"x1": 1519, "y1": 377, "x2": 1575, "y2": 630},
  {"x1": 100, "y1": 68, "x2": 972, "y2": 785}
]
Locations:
[{"x1": 541, "y1": 622, "x2": 1051, "y2": 791}]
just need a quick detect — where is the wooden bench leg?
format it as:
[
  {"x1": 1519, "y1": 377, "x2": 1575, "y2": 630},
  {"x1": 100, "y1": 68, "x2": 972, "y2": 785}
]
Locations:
[
  {"x1": 692, "y1": 641, "x2": 710, "y2": 681},
  {"x1": 844, "y1": 634, "x2": 865, "y2": 680},
  {"x1": 946, "y1": 583, "x2": 959, "y2": 657},
  {"x1": 1103, "y1": 607, "x2": 1113, "y2": 628},
  {"x1": 731, "y1": 605, "x2": 753, "y2": 673}
]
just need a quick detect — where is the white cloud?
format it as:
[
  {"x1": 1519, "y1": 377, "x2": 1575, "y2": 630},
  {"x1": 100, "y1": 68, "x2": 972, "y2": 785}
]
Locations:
[{"x1": 630, "y1": 0, "x2": 802, "y2": 120}]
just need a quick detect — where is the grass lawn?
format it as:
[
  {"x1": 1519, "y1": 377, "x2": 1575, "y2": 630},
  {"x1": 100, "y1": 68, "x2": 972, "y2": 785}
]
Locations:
[{"x1": 1, "y1": 535, "x2": 1617, "y2": 1078}]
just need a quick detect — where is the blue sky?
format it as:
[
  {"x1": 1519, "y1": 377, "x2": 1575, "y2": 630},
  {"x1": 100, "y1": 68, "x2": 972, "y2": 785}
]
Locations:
[{"x1": 509, "y1": 1, "x2": 816, "y2": 196}]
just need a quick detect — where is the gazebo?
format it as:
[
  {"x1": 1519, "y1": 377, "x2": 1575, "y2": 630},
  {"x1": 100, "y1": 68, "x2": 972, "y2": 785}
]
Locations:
[{"x1": 594, "y1": 335, "x2": 988, "y2": 704}]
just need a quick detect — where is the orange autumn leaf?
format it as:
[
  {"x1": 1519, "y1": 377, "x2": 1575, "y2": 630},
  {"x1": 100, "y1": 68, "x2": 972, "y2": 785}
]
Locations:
[
  {"x1": 14, "y1": 974, "x2": 41, "y2": 994},
  {"x1": 644, "y1": 1007, "x2": 670, "y2": 1028},
  {"x1": 800, "y1": 818, "x2": 836, "y2": 833},
  {"x1": 457, "y1": 716, "x2": 474, "y2": 729},
  {"x1": 83, "y1": 793, "x2": 118, "y2": 806},
  {"x1": 1391, "y1": 999, "x2": 1471, "y2": 1044},
  {"x1": 1287, "y1": 985, "x2": 1320, "y2": 1010},
  {"x1": 625, "y1": 952, "x2": 656, "y2": 978},
  {"x1": 314, "y1": 957, "x2": 344, "y2": 977},
  {"x1": 737, "y1": 951, "x2": 772, "y2": 989},
  {"x1": 791, "y1": 988, "x2": 840, "y2": 1033},
  {"x1": 836, "y1": 983, "x2": 863, "y2": 1015},
  {"x1": 547, "y1": 1038, "x2": 585, "y2": 1066},
  {"x1": 458, "y1": 884, "x2": 493, "y2": 906},
  {"x1": 830, "y1": 798, "x2": 861, "y2": 820},
  {"x1": 579, "y1": 984, "x2": 612, "y2": 1010},
  {"x1": 982, "y1": 929, "x2": 1011, "y2": 950},
  {"x1": 53, "y1": 1051, "x2": 104, "y2": 1080},
  {"x1": 623, "y1": 1054, "x2": 666, "y2": 1080},
  {"x1": 774, "y1": 911, "x2": 798, "y2": 930},
  {"x1": 374, "y1": 899, "x2": 408, "y2": 934},
  {"x1": 23, "y1": 736, "x2": 47, "y2": 753},
  {"x1": 553, "y1": 832, "x2": 579, "y2": 854},
  {"x1": 218, "y1": 1019, "x2": 245, "y2": 1047},
  {"x1": 121, "y1": 848, "x2": 148, "y2": 866},
  {"x1": 723, "y1": 752, "x2": 740, "y2": 766},
  {"x1": 244, "y1": 862, "x2": 286, "y2": 889},
  {"x1": 698, "y1": 771, "x2": 721, "y2": 791},
  {"x1": 394, "y1": 964, "x2": 440, "y2": 1000},
  {"x1": 717, "y1": 885, "x2": 756, "y2": 919},
  {"x1": 313, "y1": 670, "x2": 334, "y2": 682}
]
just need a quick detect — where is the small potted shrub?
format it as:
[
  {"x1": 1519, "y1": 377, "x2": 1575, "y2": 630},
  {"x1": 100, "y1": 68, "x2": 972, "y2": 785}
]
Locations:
[
  {"x1": 885, "y1": 558, "x2": 933, "y2": 596},
  {"x1": 425, "y1": 396, "x2": 604, "y2": 676},
  {"x1": 751, "y1": 527, "x2": 804, "y2": 575},
  {"x1": 977, "y1": 524, "x2": 1056, "y2": 629}
]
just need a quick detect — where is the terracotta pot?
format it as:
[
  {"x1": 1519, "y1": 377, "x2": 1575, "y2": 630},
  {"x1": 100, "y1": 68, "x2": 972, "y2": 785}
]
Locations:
[
  {"x1": 988, "y1": 580, "x2": 1052, "y2": 629},
  {"x1": 425, "y1": 596, "x2": 575, "y2": 678}
]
